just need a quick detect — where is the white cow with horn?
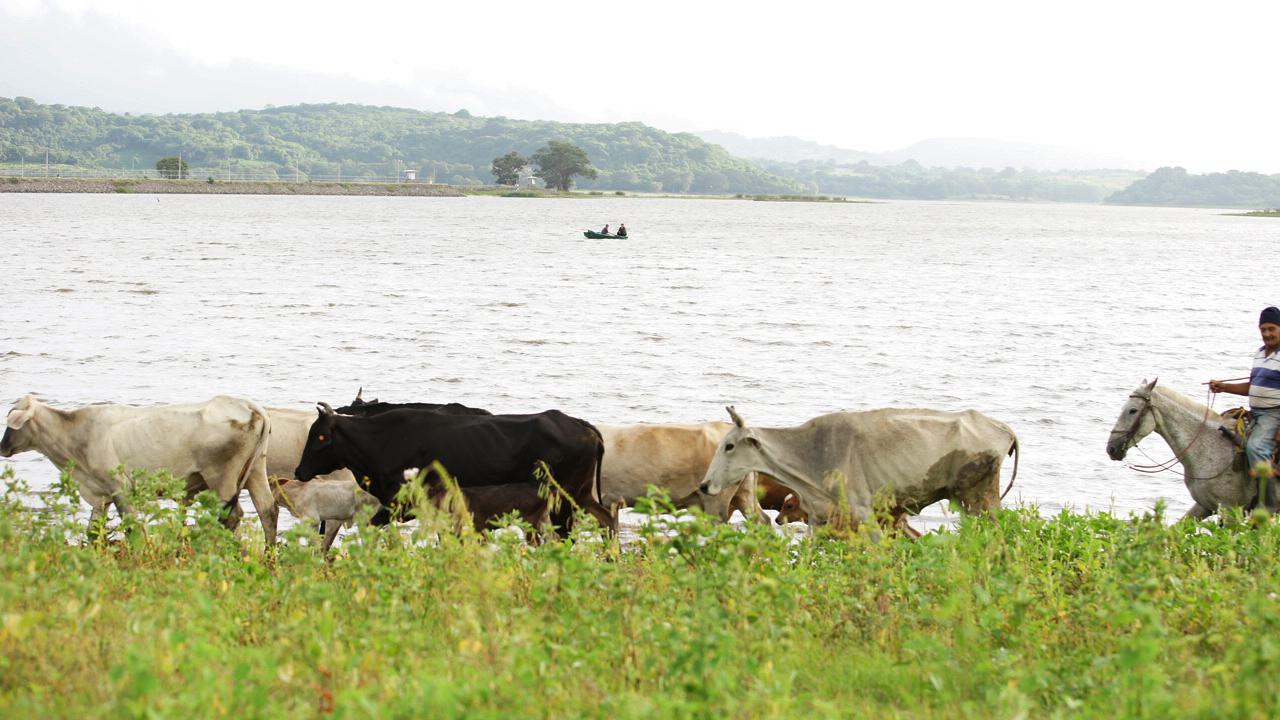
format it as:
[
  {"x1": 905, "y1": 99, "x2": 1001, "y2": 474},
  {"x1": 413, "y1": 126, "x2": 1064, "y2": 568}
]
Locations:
[
  {"x1": 699, "y1": 406, "x2": 1019, "y2": 536},
  {"x1": 1, "y1": 395, "x2": 277, "y2": 543}
]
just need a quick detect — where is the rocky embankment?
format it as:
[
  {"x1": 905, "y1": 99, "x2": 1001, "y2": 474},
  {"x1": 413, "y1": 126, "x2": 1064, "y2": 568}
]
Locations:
[{"x1": 0, "y1": 177, "x2": 466, "y2": 197}]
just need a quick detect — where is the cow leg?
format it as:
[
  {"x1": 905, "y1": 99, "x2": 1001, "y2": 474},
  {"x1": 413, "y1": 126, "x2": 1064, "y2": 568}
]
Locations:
[
  {"x1": 110, "y1": 491, "x2": 136, "y2": 523},
  {"x1": 320, "y1": 521, "x2": 343, "y2": 553},
  {"x1": 243, "y1": 457, "x2": 278, "y2": 546},
  {"x1": 222, "y1": 499, "x2": 244, "y2": 531},
  {"x1": 581, "y1": 499, "x2": 618, "y2": 536},
  {"x1": 369, "y1": 506, "x2": 393, "y2": 526},
  {"x1": 84, "y1": 493, "x2": 111, "y2": 541},
  {"x1": 197, "y1": 472, "x2": 244, "y2": 533},
  {"x1": 533, "y1": 506, "x2": 557, "y2": 545},
  {"x1": 891, "y1": 511, "x2": 923, "y2": 538},
  {"x1": 730, "y1": 474, "x2": 770, "y2": 525},
  {"x1": 839, "y1": 496, "x2": 880, "y2": 543},
  {"x1": 103, "y1": 470, "x2": 137, "y2": 520}
]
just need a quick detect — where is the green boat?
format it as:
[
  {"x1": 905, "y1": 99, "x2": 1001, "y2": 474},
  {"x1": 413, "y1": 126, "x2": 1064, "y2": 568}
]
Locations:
[{"x1": 583, "y1": 230, "x2": 627, "y2": 239}]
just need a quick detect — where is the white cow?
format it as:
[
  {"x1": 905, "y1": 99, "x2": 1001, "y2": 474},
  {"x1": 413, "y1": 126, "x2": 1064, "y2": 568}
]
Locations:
[
  {"x1": 598, "y1": 422, "x2": 767, "y2": 523},
  {"x1": 700, "y1": 406, "x2": 1018, "y2": 537},
  {"x1": 270, "y1": 477, "x2": 380, "y2": 552},
  {"x1": 1, "y1": 395, "x2": 277, "y2": 543}
]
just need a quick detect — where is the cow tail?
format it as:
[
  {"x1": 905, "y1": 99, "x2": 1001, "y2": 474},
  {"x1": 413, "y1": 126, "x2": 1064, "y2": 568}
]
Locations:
[
  {"x1": 235, "y1": 400, "x2": 272, "y2": 494},
  {"x1": 587, "y1": 422, "x2": 605, "y2": 505},
  {"x1": 1000, "y1": 434, "x2": 1020, "y2": 501}
]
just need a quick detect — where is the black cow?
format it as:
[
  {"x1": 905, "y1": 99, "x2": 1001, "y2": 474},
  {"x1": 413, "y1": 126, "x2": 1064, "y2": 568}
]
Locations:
[
  {"x1": 336, "y1": 388, "x2": 493, "y2": 418},
  {"x1": 294, "y1": 404, "x2": 615, "y2": 535}
]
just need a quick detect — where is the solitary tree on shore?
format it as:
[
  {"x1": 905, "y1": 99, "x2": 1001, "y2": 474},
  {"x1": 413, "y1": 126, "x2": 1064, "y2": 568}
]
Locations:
[
  {"x1": 530, "y1": 141, "x2": 598, "y2": 192},
  {"x1": 156, "y1": 156, "x2": 188, "y2": 179},
  {"x1": 491, "y1": 151, "x2": 528, "y2": 186}
]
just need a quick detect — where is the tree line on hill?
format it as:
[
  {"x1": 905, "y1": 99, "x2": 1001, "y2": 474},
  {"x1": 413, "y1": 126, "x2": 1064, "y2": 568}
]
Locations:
[
  {"x1": 1101, "y1": 166, "x2": 1280, "y2": 208},
  {"x1": 0, "y1": 97, "x2": 803, "y2": 194},
  {"x1": 4, "y1": 96, "x2": 1277, "y2": 206},
  {"x1": 752, "y1": 158, "x2": 1146, "y2": 203}
]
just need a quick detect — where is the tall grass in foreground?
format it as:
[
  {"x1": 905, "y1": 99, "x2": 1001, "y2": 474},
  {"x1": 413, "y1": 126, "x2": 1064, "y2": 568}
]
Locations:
[{"x1": 2, "y1": 464, "x2": 1280, "y2": 720}]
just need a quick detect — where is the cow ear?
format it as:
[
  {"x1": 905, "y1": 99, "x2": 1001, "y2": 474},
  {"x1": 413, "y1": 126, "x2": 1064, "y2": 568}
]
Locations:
[
  {"x1": 727, "y1": 405, "x2": 746, "y2": 428},
  {"x1": 7, "y1": 396, "x2": 36, "y2": 430}
]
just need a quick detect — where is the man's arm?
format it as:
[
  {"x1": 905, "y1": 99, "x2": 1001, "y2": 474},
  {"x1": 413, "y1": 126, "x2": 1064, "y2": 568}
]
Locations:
[{"x1": 1210, "y1": 379, "x2": 1251, "y2": 396}]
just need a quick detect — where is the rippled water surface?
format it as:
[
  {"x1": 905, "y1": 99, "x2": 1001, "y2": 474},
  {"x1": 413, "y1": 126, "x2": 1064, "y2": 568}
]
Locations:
[{"x1": 3, "y1": 193, "x2": 1278, "y2": 525}]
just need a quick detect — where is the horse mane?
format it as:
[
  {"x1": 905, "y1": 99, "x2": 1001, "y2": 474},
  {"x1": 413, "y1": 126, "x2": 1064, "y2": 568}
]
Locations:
[{"x1": 1153, "y1": 384, "x2": 1225, "y2": 422}]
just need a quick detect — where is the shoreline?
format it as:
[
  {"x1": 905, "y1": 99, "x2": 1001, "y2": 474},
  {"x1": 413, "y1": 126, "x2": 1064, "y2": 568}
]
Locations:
[
  {"x1": 0, "y1": 176, "x2": 468, "y2": 197},
  {"x1": 0, "y1": 177, "x2": 864, "y2": 202}
]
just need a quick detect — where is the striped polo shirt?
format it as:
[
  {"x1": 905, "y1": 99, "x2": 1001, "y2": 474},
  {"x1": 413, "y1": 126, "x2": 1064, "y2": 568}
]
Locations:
[{"x1": 1250, "y1": 345, "x2": 1280, "y2": 409}]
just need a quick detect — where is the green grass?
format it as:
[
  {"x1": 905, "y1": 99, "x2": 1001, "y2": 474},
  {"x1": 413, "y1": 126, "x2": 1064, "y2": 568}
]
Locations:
[
  {"x1": 1225, "y1": 209, "x2": 1280, "y2": 217},
  {"x1": 2, "y1": 464, "x2": 1279, "y2": 719}
]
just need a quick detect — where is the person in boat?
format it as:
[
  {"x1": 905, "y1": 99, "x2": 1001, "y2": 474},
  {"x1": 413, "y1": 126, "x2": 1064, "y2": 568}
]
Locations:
[
  {"x1": 617, "y1": 223, "x2": 627, "y2": 237},
  {"x1": 601, "y1": 224, "x2": 610, "y2": 235},
  {"x1": 1210, "y1": 305, "x2": 1280, "y2": 510}
]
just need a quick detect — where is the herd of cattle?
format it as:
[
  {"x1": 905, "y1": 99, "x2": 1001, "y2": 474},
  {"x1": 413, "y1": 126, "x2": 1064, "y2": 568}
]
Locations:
[{"x1": 0, "y1": 390, "x2": 1021, "y2": 549}]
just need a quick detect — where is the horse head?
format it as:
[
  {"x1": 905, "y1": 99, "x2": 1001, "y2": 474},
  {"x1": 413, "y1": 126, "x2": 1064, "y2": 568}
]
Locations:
[{"x1": 1107, "y1": 378, "x2": 1159, "y2": 460}]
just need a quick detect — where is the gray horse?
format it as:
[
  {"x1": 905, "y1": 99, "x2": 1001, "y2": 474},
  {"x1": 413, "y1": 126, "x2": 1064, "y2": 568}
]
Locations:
[{"x1": 1107, "y1": 378, "x2": 1255, "y2": 521}]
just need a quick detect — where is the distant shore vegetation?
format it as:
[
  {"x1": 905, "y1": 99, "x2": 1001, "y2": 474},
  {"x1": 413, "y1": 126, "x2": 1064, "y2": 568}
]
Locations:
[
  {"x1": 1225, "y1": 208, "x2": 1280, "y2": 217},
  {"x1": 1104, "y1": 166, "x2": 1280, "y2": 208},
  {"x1": 5, "y1": 96, "x2": 1279, "y2": 207},
  {"x1": 749, "y1": 158, "x2": 1146, "y2": 203},
  {"x1": 0, "y1": 96, "x2": 804, "y2": 195}
]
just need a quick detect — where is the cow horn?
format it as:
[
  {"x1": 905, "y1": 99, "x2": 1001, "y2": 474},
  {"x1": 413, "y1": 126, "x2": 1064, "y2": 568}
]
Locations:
[
  {"x1": 318, "y1": 402, "x2": 335, "y2": 416},
  {"x1": 727, "y1": 405, "x2": 745, "y2": 428}
]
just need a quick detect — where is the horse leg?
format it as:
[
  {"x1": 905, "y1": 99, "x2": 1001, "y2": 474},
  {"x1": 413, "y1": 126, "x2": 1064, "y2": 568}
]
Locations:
[{"x1": 1179, "y1": 502, "x2": 1212, "y2": 523}]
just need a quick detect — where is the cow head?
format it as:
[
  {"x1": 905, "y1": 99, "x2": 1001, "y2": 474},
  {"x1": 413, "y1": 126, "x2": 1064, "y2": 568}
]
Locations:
[
  {"x1": 775, "y1": 492, "x2": 808, "y2": 525},
  {"x1": 1107, "y1": 378, "x2": 1159, "y2": 461},
  {"x1": 0, "y1": 395, "x2": 40, "y2": 457},
  {"x1": 295, "y1": 402, "x2": 343, "y2": 482},
  {"x1": 699, "y1": 405, "x2": 762, "y2": 496}
]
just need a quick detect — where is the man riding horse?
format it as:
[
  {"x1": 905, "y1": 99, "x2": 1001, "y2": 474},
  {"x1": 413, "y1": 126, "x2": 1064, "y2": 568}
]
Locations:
[{"x1": 1209, "y1": 306, "x2": 1280, "y2": 511}]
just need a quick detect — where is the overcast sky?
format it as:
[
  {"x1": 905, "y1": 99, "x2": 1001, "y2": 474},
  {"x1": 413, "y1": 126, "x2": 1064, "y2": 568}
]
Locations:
[{"x1": 3, "y1": 0, "x2": 1277, "y2": 173}]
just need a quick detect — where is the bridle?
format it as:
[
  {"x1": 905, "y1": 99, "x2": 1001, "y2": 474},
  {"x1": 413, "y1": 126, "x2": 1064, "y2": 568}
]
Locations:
[{"x1": 1109, "y1": 389, "x2": 1155, "y2": 455}]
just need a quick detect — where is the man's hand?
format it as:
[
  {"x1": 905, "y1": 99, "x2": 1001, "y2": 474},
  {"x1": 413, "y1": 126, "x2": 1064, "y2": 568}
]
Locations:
[{"x1": 1210, "y1": 379, "x2": 1250, "y2": 396}]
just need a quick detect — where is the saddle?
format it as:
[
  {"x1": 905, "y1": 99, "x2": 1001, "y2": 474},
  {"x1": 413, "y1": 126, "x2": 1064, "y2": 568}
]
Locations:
[{"x1": 1218, "y1": 408, "x2": 1280, "y2": 471}]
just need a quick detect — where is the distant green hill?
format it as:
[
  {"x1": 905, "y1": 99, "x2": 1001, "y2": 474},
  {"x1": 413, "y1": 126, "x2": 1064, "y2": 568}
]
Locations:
[
  {"x1": 751, "y1": 158, "x2": 1145, "y2": 202},
  {"x1": 694, "y1": 130, "x2": 884, "y2": 165},
  {"x1": 0, "y1": 97, "x2": 804, "y2": 194},
  {"x1": 1104, "y1": 166, "x2": 1280, "y2": 208}
]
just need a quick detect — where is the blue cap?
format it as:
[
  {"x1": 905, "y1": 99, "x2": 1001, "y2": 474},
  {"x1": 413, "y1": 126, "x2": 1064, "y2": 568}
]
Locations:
[{"x1": 1261, "y1": 306, "x2": 1280, "y2": 327}]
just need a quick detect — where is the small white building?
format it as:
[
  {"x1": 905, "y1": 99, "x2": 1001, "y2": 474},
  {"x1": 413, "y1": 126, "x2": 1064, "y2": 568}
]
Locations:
[{"x1": 403, "y1": 169, "x2": 418, "y2": 183}]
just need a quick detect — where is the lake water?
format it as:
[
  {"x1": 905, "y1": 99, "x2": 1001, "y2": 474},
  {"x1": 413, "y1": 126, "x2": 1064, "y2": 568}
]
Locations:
[{"x1": 2, "y1": 193, "x2": 1277, "y2": 531}]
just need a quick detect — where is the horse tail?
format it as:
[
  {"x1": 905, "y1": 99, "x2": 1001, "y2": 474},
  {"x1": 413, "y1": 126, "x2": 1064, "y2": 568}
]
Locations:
[{"x1": 1000, "y1": 434, "x2": 1020, "y2": 501}]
